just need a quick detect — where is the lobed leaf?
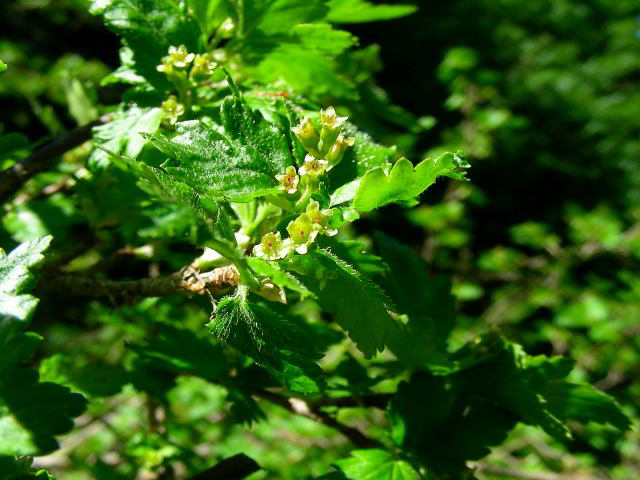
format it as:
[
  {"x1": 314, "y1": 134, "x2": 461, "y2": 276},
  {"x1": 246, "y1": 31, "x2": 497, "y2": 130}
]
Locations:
[
  {"x1": 352, "y1": 153, "x2": 469, "y2": 212},
  {"x1": 333, "y1": 449, "x2": 420, "y2": 480},
  {"x1": 0, "y1": 238, "x2": 87, "y2": 456}
]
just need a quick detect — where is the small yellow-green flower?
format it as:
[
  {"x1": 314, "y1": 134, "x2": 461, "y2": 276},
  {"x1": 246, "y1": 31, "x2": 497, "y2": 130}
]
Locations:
[
  {"x1": 325, "y1": 134, "x2": 355, "y2": 168},
  {"x1": 275, "y1": 166, "x2": 299, "y2": 194},
  {"x1": 252, "y1": 232, "x2": 291, "y2": 260},
  {"x1": 190, "y1": 53, "x2": 217, "y2": 82},
  {"x1": 286, "y1": 214, "x2": 318, "y2": 254},
  {"x1": 161, "y1": 95, "x2": 185, "y2": 126},
  {"x1": 299, "y1": 154, "x2": 328, "y2": 178},
  {"x1": 305, "y1": 201, "x2": 337, "y2": 236},
  {"x1": 291, "y1": 117, "x2": 320, "y2": 155}
]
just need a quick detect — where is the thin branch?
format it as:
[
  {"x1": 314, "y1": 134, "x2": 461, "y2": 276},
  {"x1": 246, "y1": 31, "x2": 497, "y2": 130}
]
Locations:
[
  {"x1": 312, "y1": 394, "x2": 393, "y2": 409},
  {"x1": 255, "y1": 389, "x2": 382, "y2": 449},
  {"x1": 0, "y1": 115, "x2": 110, "y2": 204},
  {"x1": 35, "y1": 265, "x2": 239, "y2": 301}
]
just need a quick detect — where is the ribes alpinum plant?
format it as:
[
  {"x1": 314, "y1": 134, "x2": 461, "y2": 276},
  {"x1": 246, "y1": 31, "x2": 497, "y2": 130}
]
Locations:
[{"x1": 0, "y1": 1, "x2": 632, "y2": 479}]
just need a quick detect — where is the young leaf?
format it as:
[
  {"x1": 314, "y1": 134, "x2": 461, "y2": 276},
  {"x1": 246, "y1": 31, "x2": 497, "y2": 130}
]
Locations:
[
  {"x1": 333, "y1": 449, "x2": 420, "y2": 480},
  {"x1": 146, "y1": 96, "x2": 293, "y2": 202},
  {"x1": 287, "y1": 247, "x2": 398, "y2": 358},
  {"x1": 90, "y1": 0, "x2": 201, "y2": 88},
  {"x1": 209, "y1": 290, "x2": 324, "y2": 393},
  {"x1": 325, "y1": 0, "x2": 418, "y2": 24},
  {"x1": 352, "y1": 153, "x2": 470, "y2": 212},
  {"x1": 327, "y1": 121, "x2": 396, "y2": 200}
]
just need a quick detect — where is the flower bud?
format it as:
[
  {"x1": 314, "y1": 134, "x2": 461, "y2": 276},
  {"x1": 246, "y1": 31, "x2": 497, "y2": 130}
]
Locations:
[
  {"x1": 319, "y1": 107, "x2": 348, "y2": 155},
  {"x1": 218, "y1": 18, "x2": 236, "y2": 39},
  {"x1": 325, "y1": 135, "x2": 355, "y2": 168},
  {"x1": 291, "y1": 117, "x2": 320, "y2": 156},
  {"x1": 161, "y1": 95, "x2": 185, "y2": 126},
  {"x1": 275, "y1": 166, "x2": 299, "y2": 194}
]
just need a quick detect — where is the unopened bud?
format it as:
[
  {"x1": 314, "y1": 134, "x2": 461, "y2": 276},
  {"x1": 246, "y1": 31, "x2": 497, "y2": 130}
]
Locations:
[
  {"x1": 319, "y1": 107, "x2": 348, "y2": 155},
  {"x1": 291, "y1": 117, "x2": 320, "y2": 156},
  {"x1": 325, "y1": 135, "x2": 355, "y2": 168}
]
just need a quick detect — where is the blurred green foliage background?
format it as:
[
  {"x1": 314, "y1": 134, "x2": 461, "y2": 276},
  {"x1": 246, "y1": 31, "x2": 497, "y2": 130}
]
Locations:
[{"x1": 1, "y1": 0, "x2": 639, "y2": 479}]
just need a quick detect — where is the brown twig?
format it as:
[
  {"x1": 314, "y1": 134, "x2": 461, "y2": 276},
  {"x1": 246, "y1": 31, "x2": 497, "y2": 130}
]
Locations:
[
  {"x1": 35, "y1": 265, "x2": 239, "y2": 301},
  {"x1": 0, "y1": 115, "x2": 110, "y2": 204}
]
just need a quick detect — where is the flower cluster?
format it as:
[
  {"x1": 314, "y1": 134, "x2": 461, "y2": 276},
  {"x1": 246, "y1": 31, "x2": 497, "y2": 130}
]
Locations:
[
  {"x1": 253, "y1": 107, "x2": 355, "y2": 260},
  {"x1": 253, "y1": 201, "x2": 337, "y2": 260},
  {"x1": 281, "y1": 107, "x2": 355, "y2": 197},
  {"x1": 157, "y1": 45, "x2": 219, "y2": 126},
  {"x1": 157, "y1": 45, "x2": 218, "y2": 80}
]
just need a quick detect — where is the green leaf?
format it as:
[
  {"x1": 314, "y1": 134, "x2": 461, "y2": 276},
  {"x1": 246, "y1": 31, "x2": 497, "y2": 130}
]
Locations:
[
  {"x1": 0, "y1": 368, "x2": 88, "y2": 456},
  {"x1": 248, "y1": 257, "x2": 316, "y2": 300},
  {"x1": 90, "y1": 0, "x2": 201, "y2": 88},
  {"x1": 540, "y1": 382, "x2": 630, "y2": 431},
  {"x1": 327, "y1": 121, "x2": 396, "y2": 200},
  {"x1": 352, "y1": 153, "x2": 470, "y2": 212},
  {"x1": 287, "y1": 246, "x2": 398, "y2": 358},
  {"x1": 326, "y1": 0, "x2": 418, "y2": 23},
  {"x1": 374, "y1": 233, "x2": 454, "y2": 370},
  {"x1": 89, "y1": 106, "x2": 163, "y2": 169},
  {"x1": 128, "y1": 324, "x2": 228, "y2": 381},
  {"x1": 389, "y1": 337, "x2": 631, "y2": 474},
  {"x1": 39, "y1": 355, "x2": 130, "y2": 398},
  {"x1": 0, "y1": 238, "x2": 87, "y2": 456},
  {"x1": 208, "y1": 289, "x2": 324, "y2": 393},
  {"x1": 147, "y1": 96, "x2": 293, "y2": 202},
  {"x1": 187, "y1": 0, "x2": 230, "y2": 38},
  {"x1": 0, "y1": 60, "x2": 6, "y2": 73},
  {"x1": 0, "y1": 237, "x2": 52, "y2": 380},
  {"x1": 237, "y1": 0, "x2": 328, "y2": 37},
  {"x1": 334, "y1": 449, "x2": 420, "y2": 480}
]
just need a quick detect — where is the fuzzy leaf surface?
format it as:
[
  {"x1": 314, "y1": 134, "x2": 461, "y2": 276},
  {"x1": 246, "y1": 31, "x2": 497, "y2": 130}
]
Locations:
[
  {"x1": 147, "y1": 97, "x2": 292, "y2": 202},
  {"x1": 287, "y1": 246, "x2": 397, "y2": 358},
  {"x1": 209, "y1": 292, "x2": 324, "y2": 393}
]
